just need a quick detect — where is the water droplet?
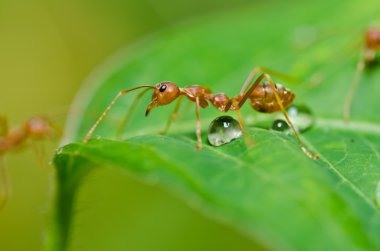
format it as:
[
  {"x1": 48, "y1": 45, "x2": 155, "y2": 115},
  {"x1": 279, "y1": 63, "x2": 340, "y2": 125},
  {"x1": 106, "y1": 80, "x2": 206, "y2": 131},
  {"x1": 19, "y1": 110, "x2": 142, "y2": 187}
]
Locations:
[
  {"x1": 285, "y1": 105, "x2": 314, "y2": 132},
  {"x1": 271, "y1": 119, "x2": 290, "y2": 132},
  {"x1": 208, "y1": 116, "x2": 242, "y2": 146}
]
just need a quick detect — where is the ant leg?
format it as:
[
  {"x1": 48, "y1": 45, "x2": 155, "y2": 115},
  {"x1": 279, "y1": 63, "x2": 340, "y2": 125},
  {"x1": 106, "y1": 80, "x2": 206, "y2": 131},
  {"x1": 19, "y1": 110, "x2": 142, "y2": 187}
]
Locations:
[
  {"x1": 48, "y1": 121, "x2": 63, "y2": 140},
  {"x1": 223, "y1": 73, "x2": 264, "y2": 146},
  {"x1": 239, "y1": 67, "x2": 262, "y2": 96},
  {"x1": 229, "y1": 73, "x2": 269, "y2": 145},
  {"x1": 223, "y1": 74, "x2": 268, "y2": 145},
  {"x1": 160, "y1": 96, "x2": 184, "y2": 135},
  {"x1": 239, "y1": 67, "x2": 298, "y2": 96},
  {"x1": 343, "y1": 55, "x2": 365, "y2": 122},
  {"x1": 84, "y1": 85, "x2": 154, "y2": 143},
  {"x1": 195, "y1": 97, "x2": 202, "y2": 150},
  {"x1": 0, "y1": 115, "x2": 8, "y2": 137},
  {"x1": 0, "y1": 156, "x2": 10, "y2": 209},
  {"x1": 263, "y1": 73, "x2": 318, "y2": 159},
  {"x1": 116, "y1": 88, "x2": 151, "y2": 139},
  {"x1": 31, "y1": 140, "x2": 48, "y2": 169},
  {"x1": 237, "y1": 73, "x2": 268, "y2": 108},
  {"x1": 223, "y1": 73, "x2": 267, "y2": 112},
  {"x1": 234, "y1": 105, "x2": 254, "y2": 146},
  {"x1": 235, "y1": 72, "x2": 318, "y2": 159}
]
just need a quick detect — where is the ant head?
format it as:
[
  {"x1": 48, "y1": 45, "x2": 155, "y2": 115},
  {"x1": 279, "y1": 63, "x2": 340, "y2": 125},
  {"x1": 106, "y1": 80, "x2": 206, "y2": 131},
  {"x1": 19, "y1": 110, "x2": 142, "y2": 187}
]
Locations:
[
  {"x1": 366, "y1": 28, "x2": 380, "y2": 49},
  {"x1": 364, "y1": 28, "x2": 380, "y2": 62},
  {"x1": 25, "y1": 116, "x2": 61, "y2": 139},
  {"x1": 146, "y1": 82, "x2": 180, "y2": 116}
]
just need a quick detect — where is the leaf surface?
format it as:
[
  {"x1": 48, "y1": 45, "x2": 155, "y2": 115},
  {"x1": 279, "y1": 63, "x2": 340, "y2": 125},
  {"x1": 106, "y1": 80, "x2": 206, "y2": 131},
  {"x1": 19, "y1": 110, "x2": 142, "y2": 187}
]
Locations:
[{"x1": 53, "y1": 0, "x2": 380, "y2": 250}]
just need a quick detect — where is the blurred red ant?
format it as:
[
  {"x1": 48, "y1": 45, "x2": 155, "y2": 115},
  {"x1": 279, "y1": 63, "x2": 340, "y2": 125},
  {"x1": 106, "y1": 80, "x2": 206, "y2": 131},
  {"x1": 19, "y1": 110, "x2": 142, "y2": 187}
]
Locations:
[
  {"x1": 0, "y1": 116, "x2": 60, "y2": 209},
  {"x1": 344, "y1": 28, "x2": 380, "y2": 121},
  {"x1": 84, "y1": 67, "x2": 318, "y2": 160}
]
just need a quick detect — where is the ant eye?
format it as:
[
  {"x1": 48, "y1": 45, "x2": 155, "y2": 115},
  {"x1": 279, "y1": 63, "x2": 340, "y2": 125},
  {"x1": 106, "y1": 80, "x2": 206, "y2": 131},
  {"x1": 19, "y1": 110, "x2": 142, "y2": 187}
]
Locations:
[{"x1": 159, "y1": 84, "x2": 167, "y2": 92}]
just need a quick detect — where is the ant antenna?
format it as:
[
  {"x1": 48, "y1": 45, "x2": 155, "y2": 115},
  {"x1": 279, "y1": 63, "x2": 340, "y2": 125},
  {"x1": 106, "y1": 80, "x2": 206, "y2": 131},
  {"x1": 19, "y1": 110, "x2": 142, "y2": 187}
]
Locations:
[
  {"x1": 116, "y1": 88, "x2": 151, "y2": 139},
  {"x1": 84, "y1": 85, "x2": 155, "y2": 143}
]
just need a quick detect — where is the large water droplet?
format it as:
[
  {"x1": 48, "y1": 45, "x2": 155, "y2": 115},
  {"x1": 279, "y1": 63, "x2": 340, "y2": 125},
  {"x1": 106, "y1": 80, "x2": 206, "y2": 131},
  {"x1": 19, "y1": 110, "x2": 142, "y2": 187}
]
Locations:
[
  {"x1": 271, "y1": 119, "x2": 290, "y2": 132},
  {"x1": 208, "y1": 116, "x2": 242, "y2": 146},
  {"x1": 285, "y1": 105, "x2": 314, "y2": 132}
]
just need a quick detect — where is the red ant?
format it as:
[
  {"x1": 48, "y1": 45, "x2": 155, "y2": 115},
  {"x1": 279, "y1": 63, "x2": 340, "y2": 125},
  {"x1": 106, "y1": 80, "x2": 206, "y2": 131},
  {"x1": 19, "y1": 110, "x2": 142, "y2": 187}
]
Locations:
[
  {"x1": 344, "y1": 28, "x2": 380, "y2": 121},
  {"x1": 84, "y1": 67, "x2": 318, "y2": 160},
  {"x1": 0, "y1": 116, "x2": 60, "y2": 208}
]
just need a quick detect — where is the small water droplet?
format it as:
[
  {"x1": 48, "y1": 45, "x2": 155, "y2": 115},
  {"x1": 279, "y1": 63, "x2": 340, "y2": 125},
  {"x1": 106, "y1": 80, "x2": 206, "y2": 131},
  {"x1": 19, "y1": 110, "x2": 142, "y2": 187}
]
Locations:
[
  {"x1": 285, "y1": 104, "x2": 314, "y2": 132},
  {"x1": 271, "y1": 119, "x2": 290, "y2": 132},
  {"x1": 208, "y1": 116, "x2": 242, "y2": 146}
]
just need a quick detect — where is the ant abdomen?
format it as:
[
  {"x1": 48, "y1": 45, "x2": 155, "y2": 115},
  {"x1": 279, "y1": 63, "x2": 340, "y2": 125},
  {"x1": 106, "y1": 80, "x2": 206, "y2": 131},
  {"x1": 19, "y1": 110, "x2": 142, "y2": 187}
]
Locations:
[{"x1": 249, "y1": 82, "x2": 295, "y2": 113}]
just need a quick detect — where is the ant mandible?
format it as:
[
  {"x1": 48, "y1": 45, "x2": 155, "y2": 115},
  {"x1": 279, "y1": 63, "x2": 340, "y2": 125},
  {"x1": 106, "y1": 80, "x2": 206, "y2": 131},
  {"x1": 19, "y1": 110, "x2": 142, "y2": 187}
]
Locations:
[
  {"x1": 84, "y1": 67, "x2": 318, "y2": 160},
  {"x1": 0, "y1": 116, "x2": 59, "y2": 208},
  {"x1": 344, "y1": 28, "x2": 380, "y2": 121}
]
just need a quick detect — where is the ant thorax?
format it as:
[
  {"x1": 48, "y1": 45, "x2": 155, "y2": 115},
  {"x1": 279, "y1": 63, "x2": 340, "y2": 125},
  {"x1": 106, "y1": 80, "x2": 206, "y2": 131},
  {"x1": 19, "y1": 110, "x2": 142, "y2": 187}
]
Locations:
[{"x1": 181, "y1": 85, "x2": 211, "y2": 108}]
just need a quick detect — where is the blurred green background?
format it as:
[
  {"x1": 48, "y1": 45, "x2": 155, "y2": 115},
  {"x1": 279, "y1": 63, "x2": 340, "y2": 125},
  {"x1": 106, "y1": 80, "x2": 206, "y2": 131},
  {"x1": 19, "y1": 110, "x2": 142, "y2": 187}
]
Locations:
[{"x1": 0, "y1": 0, "x2": 271, "y2": 250}]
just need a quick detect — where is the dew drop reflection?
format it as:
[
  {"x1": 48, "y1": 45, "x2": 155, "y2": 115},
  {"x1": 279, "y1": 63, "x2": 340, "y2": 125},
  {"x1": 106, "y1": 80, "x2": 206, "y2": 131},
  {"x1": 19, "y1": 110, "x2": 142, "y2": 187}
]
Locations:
[{"x1": 208, "y1": 116, "x2": 242, "y2": 146}]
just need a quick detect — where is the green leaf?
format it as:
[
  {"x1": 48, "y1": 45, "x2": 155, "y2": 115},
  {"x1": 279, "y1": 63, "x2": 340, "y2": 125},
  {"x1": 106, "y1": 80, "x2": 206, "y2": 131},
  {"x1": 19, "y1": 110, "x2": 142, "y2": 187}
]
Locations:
[{"x1": 51, "y1": 0, "x2": 380, "y2": 250}]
